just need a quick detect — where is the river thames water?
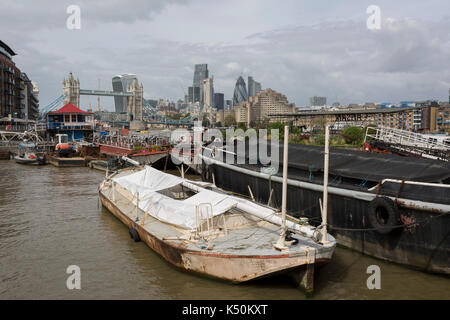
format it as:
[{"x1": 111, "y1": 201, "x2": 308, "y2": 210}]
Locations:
[{"x1": 0, "y1": 160, "x2": 448, "y2": 299}]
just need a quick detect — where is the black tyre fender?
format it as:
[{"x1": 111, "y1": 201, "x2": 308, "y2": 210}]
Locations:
[
  {"x1": 129, "y1": 226, "x2": 141, "y2": 242},
  {"x1": 368, "y1": 197, "x2": 400, "y2": 234}
]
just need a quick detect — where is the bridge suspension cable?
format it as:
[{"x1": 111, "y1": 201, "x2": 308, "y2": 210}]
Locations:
[{"x1": 39, "y1": 94, "x2": 67, "y2": 119}]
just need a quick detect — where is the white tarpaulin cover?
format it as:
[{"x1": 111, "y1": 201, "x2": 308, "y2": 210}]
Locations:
[{"x1": 112, "y1": 166, "x2": 275, "y2": 230}]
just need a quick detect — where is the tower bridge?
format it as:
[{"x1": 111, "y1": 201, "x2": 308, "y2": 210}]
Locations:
[
  {"x1": 62, "y1": 71, "x2": 143, "y2": 121},
  {"x1": 79, "y1": 89, "x2": 133, "y2": 97}
]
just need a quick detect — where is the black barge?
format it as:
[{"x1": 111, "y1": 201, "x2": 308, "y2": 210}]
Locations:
[{"x1": 197, "y1": 143, "x2": 450, "y2": 274}]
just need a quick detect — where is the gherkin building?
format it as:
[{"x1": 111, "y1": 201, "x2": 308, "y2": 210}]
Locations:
[{"x1": 232, "y1": 76, "x2": 248, "y2": 105}]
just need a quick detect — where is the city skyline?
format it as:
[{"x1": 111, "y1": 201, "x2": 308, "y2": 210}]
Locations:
[{"x1": 2, "y1": 0, "x2": 450, "y2": 111}]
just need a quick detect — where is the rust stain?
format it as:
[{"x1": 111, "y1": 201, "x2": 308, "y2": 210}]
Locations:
[{"x1": 400, "y1": 214, "x2": 419, "y2": 233}]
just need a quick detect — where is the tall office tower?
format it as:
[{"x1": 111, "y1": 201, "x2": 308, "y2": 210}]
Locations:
[
  {"x1": 248, "y1": 76, "x2": 254, "y2": 99},
  {"x1": 202, "y1": 77, "x2": 214, "y2": 112},
  {"x1": 193, "y1": 87, "x2": 200, "y2": 103},
  {"x1": 248, "y1": 76, "x2": 262, "y2": 98},
  {"x1": 112, "y1": 74, "x2": 137, "y2": 113},
  {"x1": 193, "y1": 64, "x2": 209, "y2": 105},
  {"x1": 254, "y1": 81, "x2": 261, "y2": 95},
  {"x1": 226, "y1": 100, "x2": 232, "y2": 110},
  {"x1": 214, "y1": 93, "x2": 224, "y2": 110},
  {"x1": 309, "y1": 96, "x2": 327, "y2": 107},
  {"x1": 188, "y1": 86, "x2": 201, "y2": 103},
  {"x1": 188, "y1": 86, "x2": 194, "y2": 103},
  {"x1": 232, "y1": 76, "x2": 248, "y2": 106}
]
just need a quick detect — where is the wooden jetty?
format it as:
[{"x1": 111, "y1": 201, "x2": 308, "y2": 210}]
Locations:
[
  {"x1": 47, "y1": 155, "x2": 86, "y2": 167},
  {"x1": 0, "y1": 149, "x2": 10, "y2": 160}
]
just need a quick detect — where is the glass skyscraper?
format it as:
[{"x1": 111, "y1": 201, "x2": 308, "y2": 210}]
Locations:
[
  {"x1": 193, "y1": 64, "x2": 208, "y2": 87},
  {"x1": 214, "y1": 93, "x2": 224, "y2": 110},
  {"x1": 248, "y1": 76, "x2": 261, "y2": 97},
  {"x1": 188, "y1": 86, "x2": 200, "y2": 103},
  {"x1": 112, "y1": 74, "x2": 137, "y2": 113},
  {"x1": 232, "y1": 76, "x2": 248, "y2": 106},
  {"x1": 193, "y1": 64, "x2": 208, "y2": 105}
]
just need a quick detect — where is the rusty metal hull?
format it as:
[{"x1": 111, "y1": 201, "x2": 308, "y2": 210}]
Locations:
[{"x1": 99, "y1": 189, "x2": 332, "y2": 286}]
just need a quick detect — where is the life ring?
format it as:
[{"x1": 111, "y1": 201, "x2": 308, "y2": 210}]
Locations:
[
  {"x1": 368, "y1": 197, "x2": 400, "y2": 234},
  {"x1": 129, "y1": 227, "x2": 141, "y2": 242}
]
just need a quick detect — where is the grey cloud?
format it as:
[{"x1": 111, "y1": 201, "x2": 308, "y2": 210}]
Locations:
[
  {"x1": 0, "y1": 0, "x2": 190, "y2": 32},
  {"x1": 3, "y1": 1, "x2": 450, "y2": 110}
]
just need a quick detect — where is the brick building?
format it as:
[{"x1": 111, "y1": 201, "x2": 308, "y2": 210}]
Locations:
[{"x1": 0, "y1": 40, "x2": 39, "y2": 121}]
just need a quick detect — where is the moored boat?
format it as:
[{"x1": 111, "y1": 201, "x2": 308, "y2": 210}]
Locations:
[
  {"x1": 194, "y1": 141, "x2": 450, "y2": 274},
  {"x1": 98, "y1": 166, "x2": 336, "y2": 292},
  {"x1": 14, "y1": 142, "x2": 45, "y2": 165}
]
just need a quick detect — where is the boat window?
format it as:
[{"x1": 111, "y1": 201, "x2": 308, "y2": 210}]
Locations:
[
  {"x1": 157, "y1": 184, "x2": 197, "y2": 200},
  {"x1": 59, "y1": 135, "x2": 68, "y2": 143}
]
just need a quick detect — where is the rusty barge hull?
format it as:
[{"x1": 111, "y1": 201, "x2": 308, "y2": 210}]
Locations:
[{"x1": 99, "y1": 185, "x2": 333, "y2": 287}]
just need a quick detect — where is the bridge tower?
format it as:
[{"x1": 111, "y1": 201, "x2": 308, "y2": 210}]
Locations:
[
  {"x1": 62, "y1": 71, "x2": 80, "y2": 107},
  {"x1": 126, "y1": 78, "x2": 143, "y2": 121}
]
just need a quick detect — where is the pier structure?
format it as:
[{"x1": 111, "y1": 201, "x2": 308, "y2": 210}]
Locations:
[
  {"x1": 46, "y1": 103, "x2": 94, "y2": 142},
  {"x1": 62, "y1": 71, "x2": 143, "y2": 122}
]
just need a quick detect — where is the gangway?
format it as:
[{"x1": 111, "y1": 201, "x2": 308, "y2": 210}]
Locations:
[{"x1": 364, "y1": 126, "x2": 449, "y2": 161}]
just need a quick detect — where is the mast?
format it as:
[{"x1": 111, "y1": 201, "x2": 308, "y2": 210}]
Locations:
[
  {"x1": 274, "y1": 125, "x2": 289, "y2": 251},
  {"x1": 321, "y1": 124, "x2": 330, "y2": 244}
]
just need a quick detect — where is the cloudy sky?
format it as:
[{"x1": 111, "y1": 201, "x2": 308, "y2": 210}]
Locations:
[{"x1": 2, "y1": 0, "x2": 450, "y2": 111}]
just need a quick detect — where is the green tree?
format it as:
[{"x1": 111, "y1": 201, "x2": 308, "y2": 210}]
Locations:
[
  {"x1": 237, "y1": 122, "x2": 247, "y2": 131},
  {"x1": 341, "y1": 126, "x2": 365, "y2": 145},
  {"x1": 270, "y1": 121, "x2": 289, "y2": 140},
  {"x1": 224, "y1": 114, "x2": 236, "y2": 127},
  {"x1": 202, "y1": 115, "x2": 210, "y2": 127}
]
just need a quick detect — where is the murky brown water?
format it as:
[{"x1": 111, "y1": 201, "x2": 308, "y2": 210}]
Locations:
[{"x1": 0, "y1": 161, "x2": 448, "y2": 299}]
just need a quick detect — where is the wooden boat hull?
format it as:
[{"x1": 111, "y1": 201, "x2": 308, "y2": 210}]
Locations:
[
  {"x1": 89, "y1": 160, "x2": 108, "y2": 172},
  {"x1": 99, "y1": 190, "x2": 331, "y2": 288}
]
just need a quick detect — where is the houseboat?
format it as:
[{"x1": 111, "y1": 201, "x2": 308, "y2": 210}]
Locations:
[{"x1": 99, "y1": 166, "x2": 336, "y2": 292}]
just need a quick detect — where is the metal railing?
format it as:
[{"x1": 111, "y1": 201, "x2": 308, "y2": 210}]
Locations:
[
  {"x1": 365, "y1": 126, "x2": 449, "y2": 150},
  {"x1": 365, "y1": 126, "x2": 450, "y2": 161}
]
